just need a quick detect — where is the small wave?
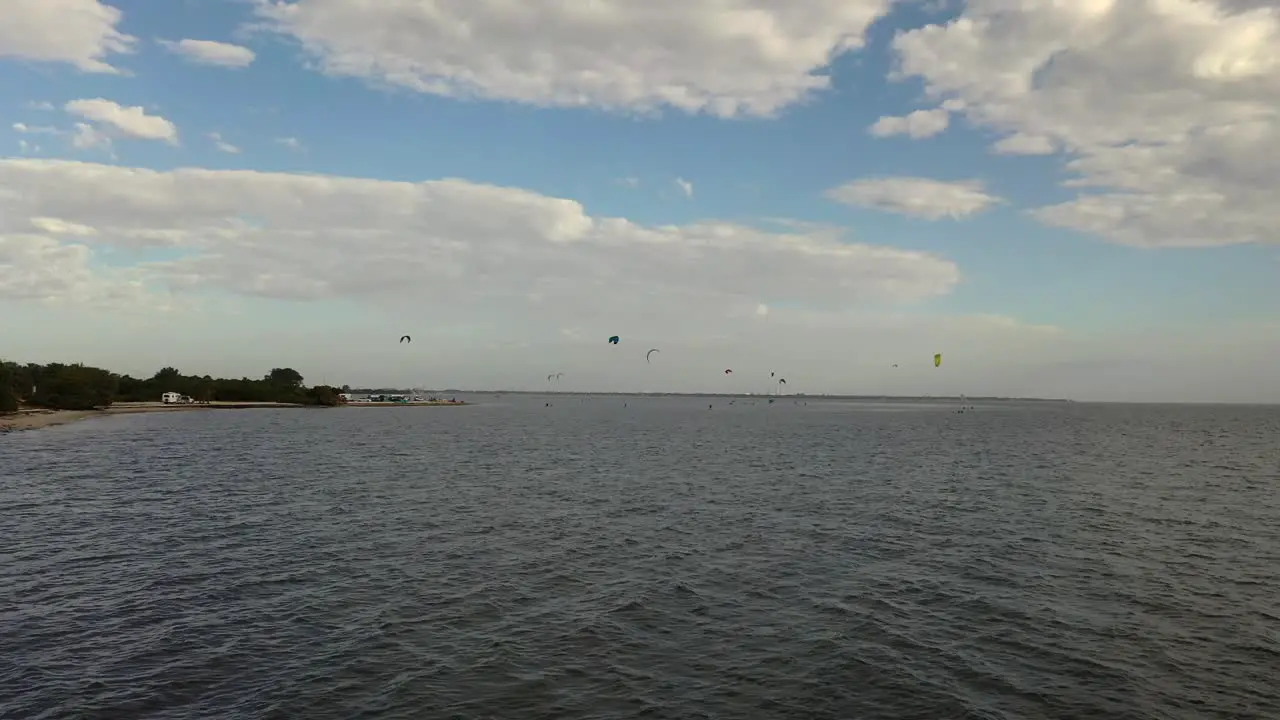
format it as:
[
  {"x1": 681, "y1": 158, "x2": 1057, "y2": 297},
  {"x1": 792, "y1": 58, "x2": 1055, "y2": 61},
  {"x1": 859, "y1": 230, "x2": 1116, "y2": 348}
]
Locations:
[{"x1": 2, "y1": 400, "x2": 1277, "y2": 719}]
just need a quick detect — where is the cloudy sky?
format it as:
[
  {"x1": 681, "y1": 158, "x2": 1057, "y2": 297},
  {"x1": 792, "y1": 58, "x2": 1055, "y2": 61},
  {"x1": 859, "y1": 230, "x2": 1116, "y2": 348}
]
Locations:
[{"x1": 2, "y1": 0, "x2": 1277, "y2": 402}]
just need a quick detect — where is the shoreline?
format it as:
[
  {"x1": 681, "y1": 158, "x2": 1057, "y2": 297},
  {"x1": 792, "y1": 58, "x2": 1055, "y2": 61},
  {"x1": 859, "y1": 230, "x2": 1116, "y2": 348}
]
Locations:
[
  {"x1": 0, "y1": 400, "x2": 466, "y2": 433},
  {"x1": 0, "y1": 402, "x2": 295, "y2": 433},
  {"x1": 342, "y1": 401, "x2": 466, "y2": 407}
]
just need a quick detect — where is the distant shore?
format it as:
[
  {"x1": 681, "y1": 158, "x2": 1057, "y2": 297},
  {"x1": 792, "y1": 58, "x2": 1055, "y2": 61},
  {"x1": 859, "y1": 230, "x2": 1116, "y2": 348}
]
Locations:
[
  {"x1": 469, "y1": 391, "x2": 1072, "y2": 402},
  {"x1": 343, "y1": 401, "x2": 466, "y2": 407},
  {"x1": 0, "y1": 399, "x2": 467, "y2": 433}
]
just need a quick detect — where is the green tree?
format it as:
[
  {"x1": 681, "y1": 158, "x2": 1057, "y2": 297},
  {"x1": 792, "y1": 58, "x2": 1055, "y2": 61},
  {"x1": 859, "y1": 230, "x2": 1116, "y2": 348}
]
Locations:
[
  {"x1": 7, "y1": 363, "x2": 40, "y2": 401},
  {"x1": 115, "y1": 374, "x2": 154, "y2": 402},
  {"x1": 304, "y1": 385, "x2": 342, "y2": 406},
  {"x1": 151, "y1": 367, "x2": 198, "y2": 398},
  {"x1": 4, "y1": 357, "x2": 357, "y2": 409},
  {"x1": 0, "y1": 361, "x2": 18, "y2": 413},
  {"x1": 153, "y1": 367, "x2": 181, "y2": 383},
  {"x1": 195, "y1": 375, "x2": 215, "y2": 403},
  {"x1": 263, "y1": 367, "x2": 305, "y2": 403},
  {"x1": 30, "y1": 363, "x2": 118, "y2": 410},
  {"x1": 267, "y1": 367, "x2": 304, "y2": 388}
]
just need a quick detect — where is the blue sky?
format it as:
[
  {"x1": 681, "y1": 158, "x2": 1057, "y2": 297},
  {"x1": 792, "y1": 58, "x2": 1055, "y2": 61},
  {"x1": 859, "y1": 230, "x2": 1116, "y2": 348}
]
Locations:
[{"x1": 2, "y1": 0, "x2": 1277, "y2": 401}]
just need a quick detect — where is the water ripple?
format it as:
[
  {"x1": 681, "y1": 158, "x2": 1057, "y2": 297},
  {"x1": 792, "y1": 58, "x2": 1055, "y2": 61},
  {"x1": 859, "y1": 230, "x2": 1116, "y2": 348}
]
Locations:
[{"x1": 2, "y1": 397, "x2": 1278, "y2": 719}]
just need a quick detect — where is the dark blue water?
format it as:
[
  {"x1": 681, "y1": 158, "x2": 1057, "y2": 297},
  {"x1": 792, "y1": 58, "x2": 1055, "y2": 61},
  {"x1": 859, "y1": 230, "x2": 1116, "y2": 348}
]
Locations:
[{"x1": 3, "y1": 396, "x2": 1278, "y2": 719}]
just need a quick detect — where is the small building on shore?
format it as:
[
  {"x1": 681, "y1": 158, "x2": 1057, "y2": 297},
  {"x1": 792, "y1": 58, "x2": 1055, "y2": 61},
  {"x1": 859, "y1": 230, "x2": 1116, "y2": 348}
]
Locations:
[{"x1": 366, "y1": 393, "x2": 409, "y2": 403}]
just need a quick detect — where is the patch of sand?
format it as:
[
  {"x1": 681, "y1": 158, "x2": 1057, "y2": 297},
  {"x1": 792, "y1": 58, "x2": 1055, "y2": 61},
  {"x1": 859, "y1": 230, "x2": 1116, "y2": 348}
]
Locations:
[
  {"x1": 0, "y1": 399, "x2": 467, "y2": 432},
  {"x1": 0, "y1": 409, "x2": 102, "y2": 432},
  {"x1": 0, "y1": 402, "x2": 302, "y2": 433}
]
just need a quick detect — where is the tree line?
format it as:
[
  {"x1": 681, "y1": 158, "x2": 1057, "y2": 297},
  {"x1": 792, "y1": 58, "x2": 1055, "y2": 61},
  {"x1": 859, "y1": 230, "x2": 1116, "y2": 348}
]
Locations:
[{"x1": 0, "y1": 360, "x2": 345, "y2": 412}]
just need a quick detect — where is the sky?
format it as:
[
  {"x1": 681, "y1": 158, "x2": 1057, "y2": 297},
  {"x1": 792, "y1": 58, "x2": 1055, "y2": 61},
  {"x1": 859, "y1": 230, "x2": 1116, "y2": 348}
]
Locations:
[{"x1": 1, "y1": 0, "x2": 1278, "y2": 402}]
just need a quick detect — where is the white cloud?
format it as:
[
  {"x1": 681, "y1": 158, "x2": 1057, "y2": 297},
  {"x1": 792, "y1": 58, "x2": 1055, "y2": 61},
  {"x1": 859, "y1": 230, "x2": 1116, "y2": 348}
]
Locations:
[
  {"x1": 0, "y1": 234, "x2": 150, "y2": 306},
  {"x1": 208, "y1": 132, "x2": 241, "y2": 153},
  {"x1": 0, "y1": 158, "x2": 963, "y2": 359},
  {"x1": 13, "y1": 123, "x2": 60, "y2": 135},
  {"x1": 275, "y1": 136, "x2": 303, "y2": 150},
  {"x1": 30, "y1": 217, "x2": 97, "y2": 236},
  {"x1": 158, "y1": 38, "x2": 256, "y2": 68},
  {"x1": 6, "y1": 268, "x2": 1275, "y2": 401},
  {"x1": 0, "y1": 0, "x2": 135, "y2": 72},
  {"x1": 615, "y1": 177, "x2": 640, "y2": 188},
  {"x1": 251, "y1": 0, "x2": 897, "y2": 117},
  {"x1": 891, "y1": 0, "x2": 1280, "y2": 247},
  {"x1": 825, "y1": 177, "x2": 1002, "y2": 219},
  {"x1": 69, "y1": 122, "x2": 121, "y2": 154},
  {"x1": 868, "y1": 108, "x2": 950, "y2": 138},
  {"x1": 71, "y1": 123, "x2": 111, "y2": 151},
  {"x1": 0, "y1": 159, "x2": 1270, "y2": 401},
  {"x1": 675, "y1": 177, "x2": 693, "y2": 198},
  {"x1": 990, "y1": 133, "x2": 1055, "y2": 156},
  {"x1": 64, "y1": 99, "x2": 180, "y2": 146}
]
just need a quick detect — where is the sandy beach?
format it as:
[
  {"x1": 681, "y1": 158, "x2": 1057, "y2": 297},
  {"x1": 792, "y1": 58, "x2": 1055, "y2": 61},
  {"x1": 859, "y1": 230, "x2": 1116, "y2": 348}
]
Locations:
[
  {"x1": 0, "y1": 401, "x2": 302, "y2": 433},
  {"x1": 0, "y1": 409, "x2": 102, "y2": 432},
  {"x1": 1, "y1": 399, "x2": 468, "y2": 433}
]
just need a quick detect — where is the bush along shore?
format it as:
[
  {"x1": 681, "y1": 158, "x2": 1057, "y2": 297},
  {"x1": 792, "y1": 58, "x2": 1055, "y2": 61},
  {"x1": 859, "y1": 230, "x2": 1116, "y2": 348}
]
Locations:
[{"x1": 0, "y1": 361, "x2": 458, "y2": 432}]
